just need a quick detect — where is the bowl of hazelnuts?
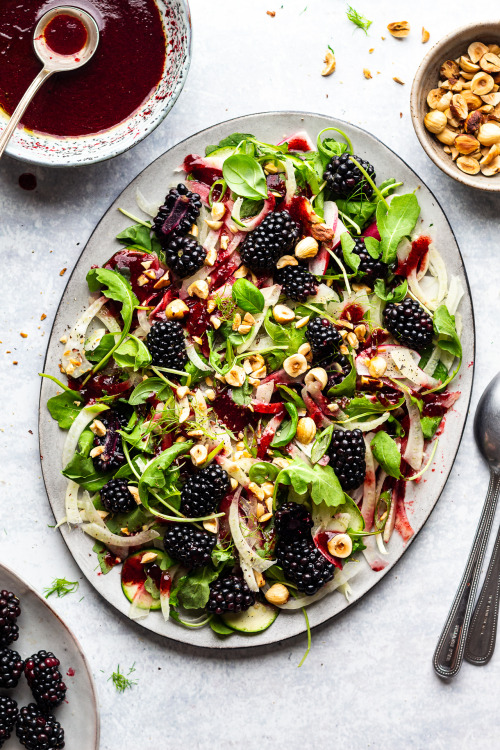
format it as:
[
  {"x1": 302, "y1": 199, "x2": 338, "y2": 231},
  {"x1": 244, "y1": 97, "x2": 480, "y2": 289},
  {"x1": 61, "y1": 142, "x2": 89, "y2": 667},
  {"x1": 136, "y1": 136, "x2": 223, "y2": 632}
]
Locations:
[{"x1": 411, "y1": 21, "x2": 500, "y2": 191}]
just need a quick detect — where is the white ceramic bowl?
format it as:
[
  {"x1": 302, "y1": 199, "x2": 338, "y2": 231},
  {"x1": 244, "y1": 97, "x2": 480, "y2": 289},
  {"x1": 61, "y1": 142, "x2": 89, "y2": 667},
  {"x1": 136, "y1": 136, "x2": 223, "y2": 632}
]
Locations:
[{"x1": 1, "y1": 0, "x2": 191, "y2": 168}]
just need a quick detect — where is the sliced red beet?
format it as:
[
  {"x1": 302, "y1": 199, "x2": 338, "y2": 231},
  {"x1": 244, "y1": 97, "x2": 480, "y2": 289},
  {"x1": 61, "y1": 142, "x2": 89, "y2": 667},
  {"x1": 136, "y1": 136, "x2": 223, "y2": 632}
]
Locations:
[
  {"x1": 104, "y1": 250, "x2": 166, "y2": 304},
  {"x1": 313, "y1": 532, "x2": 343, "y2": 569},
  {"x1": 183, "y1": 154, "x2": 223, "y2": 186},
  {"x1": 396, "y1": 235, "x2": 431, "y2": 277},
  {"x1": 212, "y1": 392, "x2": 259, "y2": 434}
]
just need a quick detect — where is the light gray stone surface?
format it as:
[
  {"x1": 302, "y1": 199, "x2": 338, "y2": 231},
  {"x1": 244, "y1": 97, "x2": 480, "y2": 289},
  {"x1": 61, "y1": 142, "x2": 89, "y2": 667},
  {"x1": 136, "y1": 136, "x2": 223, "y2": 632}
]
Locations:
[{"x1": 0, "y1": 1, "x2": 499, "y2": 748}]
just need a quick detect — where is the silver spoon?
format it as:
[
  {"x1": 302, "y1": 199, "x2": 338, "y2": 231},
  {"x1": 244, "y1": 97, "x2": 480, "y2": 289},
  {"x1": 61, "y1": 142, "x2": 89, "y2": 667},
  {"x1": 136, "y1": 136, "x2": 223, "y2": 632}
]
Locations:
[
  {"x1": 0, "y1": 6, "x2": 99, "y2": 160},
  {"x1": 433, "y1": 372, "x2": 500, "y2": 679}
]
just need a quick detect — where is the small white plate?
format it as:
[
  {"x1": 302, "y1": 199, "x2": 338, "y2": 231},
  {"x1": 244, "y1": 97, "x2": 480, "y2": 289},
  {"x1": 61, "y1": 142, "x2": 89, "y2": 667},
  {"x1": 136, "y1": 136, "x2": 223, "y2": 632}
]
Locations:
[{"x1": 0, "y1": 561, "x2": 99, "y2": 750}]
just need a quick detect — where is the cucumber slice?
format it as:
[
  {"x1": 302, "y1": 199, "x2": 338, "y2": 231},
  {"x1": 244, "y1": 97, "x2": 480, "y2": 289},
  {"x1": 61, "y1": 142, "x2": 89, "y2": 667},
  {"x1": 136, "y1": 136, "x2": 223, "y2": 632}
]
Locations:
[
  {"x1": 121, "y1": 548, "x2": 166, "y2": 611},
  {"x1": 206, "y1": 146, "x2": 236, "y2": 164},
  {"x1": 222, "y1": 601, "x2": 279, "y2": 633},
  {"x1": 335, "y1": 496, "x2": 364, "y2": 532}
]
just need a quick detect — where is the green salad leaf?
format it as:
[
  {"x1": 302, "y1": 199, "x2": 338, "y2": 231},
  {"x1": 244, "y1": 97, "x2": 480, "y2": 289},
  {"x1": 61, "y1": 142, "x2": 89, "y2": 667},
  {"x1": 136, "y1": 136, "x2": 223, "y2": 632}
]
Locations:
[
  {"x1": 128, "y1": 377, "x2": 172, "y2": 405},
  {"x1": 421, "y1": 415, "x2": 442, "y2": 439},
  {"x1": 376, "y1": 194, "x2": 421, "y2": 265},
  {"x1": 275, "y1": 459, "x2": 344, "y2": 507},
  {"x1": 340, "y1": 232, "x2": 360, "y2": 272},
  {"x1": 223, "y1": 153, "x2": 268, "y2": 199},
  {"x1": 270, "y1": 402, "x2": 298, "y2": 447},
  {"x1": 373, "y1": 278, "x2": 408, "y2": 303},
  {"x1": 370, "y1": 431, "x2": 402, "y2": 479},
  {"x1": 311, "y1": 424, "x2": 334, "y2": 464},
  {"x1": 175, "y1": 566, "x2": 220, "y2": 610},
  {"x1": 205, "y1": 133, "x2": 254, "y2": 156},
  {"x1": 47, "y1": 391, "x2": 83, "y2": 430},
  {"x1": 113, "y1": 336, "x2": 152, "y2": 371},
  {"x1": 433, "y1": 305, "x2": 462, "y2": 359},
  {"x1": 232, "y1": 278, "x2": 265, "y2": 314}
]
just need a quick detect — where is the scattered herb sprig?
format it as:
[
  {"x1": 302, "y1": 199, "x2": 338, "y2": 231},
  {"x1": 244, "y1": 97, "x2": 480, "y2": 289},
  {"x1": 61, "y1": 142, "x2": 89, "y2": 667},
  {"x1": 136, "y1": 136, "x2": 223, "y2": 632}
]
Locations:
[
  {"x1": 346, "y1": 4, "x2": 372, "y2": 34},
  {"x1": 108, "y1": 664, "x2": 137, "y2": 693},
  {"x1": 44, "y1": 578, "x2": 79, "y2": 599}
]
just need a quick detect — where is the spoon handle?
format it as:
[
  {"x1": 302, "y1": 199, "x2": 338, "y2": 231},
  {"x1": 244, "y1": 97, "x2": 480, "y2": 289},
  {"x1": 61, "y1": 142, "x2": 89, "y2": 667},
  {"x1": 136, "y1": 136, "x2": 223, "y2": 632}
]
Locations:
[
  {"x1": 0, "y1": 67, "x2": 53, "y2": 159},
  {"x1": 433, "y1": 471, "x2": 500, "y2": 679},
  {"x1": 465, "y1": 472, "x2": 500, "y2": 665}
]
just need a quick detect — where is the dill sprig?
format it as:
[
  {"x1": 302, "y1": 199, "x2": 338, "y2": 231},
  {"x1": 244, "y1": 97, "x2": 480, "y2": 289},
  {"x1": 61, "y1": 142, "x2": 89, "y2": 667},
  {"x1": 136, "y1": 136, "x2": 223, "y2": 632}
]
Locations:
[
  {"x1": 346, "y1": 5, "x2": 372, "y2": 34},
  {"x1": 44, "y1": 578, "x2": 79, "y2": 599},
  {"x1": 108, "y1": 664, "x2": 137, "y2": 693},
  {"x1": 214, "y1": 294, "x2": 237, "y2": 321}
]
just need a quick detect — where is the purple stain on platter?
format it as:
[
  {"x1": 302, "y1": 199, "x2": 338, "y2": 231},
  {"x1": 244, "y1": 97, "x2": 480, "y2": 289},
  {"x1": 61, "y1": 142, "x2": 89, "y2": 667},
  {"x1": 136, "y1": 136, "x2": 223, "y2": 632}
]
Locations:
[{"x1": 18, "y1": 173, "x2": 37, "y2": 190}]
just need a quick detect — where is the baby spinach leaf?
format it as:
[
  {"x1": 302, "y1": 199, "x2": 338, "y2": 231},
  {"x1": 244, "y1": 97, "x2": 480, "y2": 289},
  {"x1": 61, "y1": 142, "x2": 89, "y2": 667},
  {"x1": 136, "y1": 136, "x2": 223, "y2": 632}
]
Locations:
[
  {"x1": 340, "y1": 232, "x2": 360, "y2": 273},
  {"x1": 277, "y1": 385, "x2": 306, "y2": 410},
  {"x1": 223, "y1": 154, "x2": 268, "y2": 199},
  {"x1": 335, "y1": 198, "x2": 376, "y2": 228},
  {"x1": 373, "y1": 278, "x2": 408, "y2": 303},
  {"x1": 205, "y1": 132, "x2": 255, "y2": 156},
  {"x1": 248, "y1": 462, "x2": 280, "y2": 484},
  {"x1": 271, "y1": 403, "x2": 298, "y2": 448},
  {"x1": 211, "y1": 546, "x2": 236, "y2": 568},
  {"x1": 433, "y1": 360, "x2": 449, "y2": 383},
  {"x1": 433, "y1": 305, "x2": 462, "y2": 359},
  {"x1": 129, "y1": 377, "x2": 172, "y2": 405},
  {"x1": 231, "y1": 379, "x2": 253, "y2": 406},
  {"x1": 78, "y1": 428, "x2": 94, "y2": 456},
  {"x1": 370, "y1": 431, "x2": 402, "y2": 479},
  {"x1": 364, "y1": 236, "x2": 381, "y2": 259},
  {"x1": 232, "y1": 278, "x2": 265, "y2": 314},
  {"x1": 311, "y1": 424, "x2": 334, "y2": 464},
  {"x1": 85, "y1": 333, "x2": 116, "y2": 363},
  {"x1": 138, "y1": 441, "x2": 192, "y2": 507},
  {"x1": 113, "y1": 336, "x2": 152, "y2": 372},
  {"x1": 376, "y1": 193, "x2": 421, "y2": 265},
  {"x1": 177, "y1": 566, "x2": 220, "y2": 609},
  {"x1": 47, "y1": 391, "x2": 83, "y2": 430},
  {"x1": 116, "y1": 223, "x2": 152, "y2": 250},
  {"x1": 421, "y1": 415, "x2": 442, "y2": 439},
  {"x1": 275, "y1": 459, "x2": 344, "y2": 507},
  {"x1": 118, "y1": 421, "x2": 154, "y2": 454},
  {"x1": 240, "y1": 198, "x2": 264, "y2": 218},
  {"x1": 62, "y1": 453, "x2": 113, "y2": 491}
]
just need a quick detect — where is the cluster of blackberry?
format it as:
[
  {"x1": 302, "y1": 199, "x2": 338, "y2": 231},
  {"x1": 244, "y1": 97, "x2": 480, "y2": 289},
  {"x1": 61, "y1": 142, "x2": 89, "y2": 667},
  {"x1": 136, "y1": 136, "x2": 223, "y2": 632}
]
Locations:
[
  {"x1": 91, "y1": 406, "x2": 130, "y2": 475},
  {"x1": 0, "y1": 592, "x2": 66, "y2": 749},
  {"x1": 153, "y1": 183, "x2": 206, "y2": 278}
]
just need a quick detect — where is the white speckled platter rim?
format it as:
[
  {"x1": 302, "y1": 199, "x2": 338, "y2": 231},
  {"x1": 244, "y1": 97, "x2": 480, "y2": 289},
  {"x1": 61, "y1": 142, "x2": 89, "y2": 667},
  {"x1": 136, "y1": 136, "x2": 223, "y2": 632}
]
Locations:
[
  {"x1": 0, "y1": 560, "x2": 99, "y2": 749},
  {"x1": 39, "y1": 112, "x2": 475, "y2": 649},
  {"x1": 1, "y1": 0, "x2": 191, "y2": 168}
]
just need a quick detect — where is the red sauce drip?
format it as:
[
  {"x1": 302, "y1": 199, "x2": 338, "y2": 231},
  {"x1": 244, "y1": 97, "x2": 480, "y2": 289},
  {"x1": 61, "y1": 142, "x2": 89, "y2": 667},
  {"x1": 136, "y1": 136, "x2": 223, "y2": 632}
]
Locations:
[
  {"x1": 342, "y1": 303, "x2": 364, "y2": 323},
  {"x1": 160, "y1": 570, "x2": 171, "y2": 596},
  {"x1": 266, "y1": 174, "x2": 286, "y2": 200},
  {"x1": 121, "y1": 555, "x2": 145, "y2": 587},
  {"x1": 18, "y1": 173, "x2": 37, "y2": 190},
  {"x1": 103, "y1": 551, "x2": 121, "y2": 569},
  {"x1": 183, "y1": 155, "x2": 222, "y2": 186},
  {"x1": 287, "y1": 195, "x2": 311, "y2": 229},
  {"x1": 212, "y1": 391, "x2": 258, "y2": 433},
  {"x1": 396, "y1": 235, "x2": 431, "y2": 277},
  {"x1": 68, "y1": 372, "x2": 131, "y2": 401},
  {"x1": 44, "y1": 14, "x2": 87, "y2": 56},
  {"x1": 66, "y1": 667, "x2": 75, "y2": 677},
  {"x1": 185, "y1": 298, "x2": 210, "y2": 339},
  {"x1": 0, "y1": 0, "x2": 166, "y2": 137},
  {"x1": 313, "y1": 532, "x2": 343, "y2": 569},
  {"x1": 422, "y1": 393, "x2": 454, "y2": 417},
  {"x1": 286, "y1": 136, "x2": 311, "y2": 152}
]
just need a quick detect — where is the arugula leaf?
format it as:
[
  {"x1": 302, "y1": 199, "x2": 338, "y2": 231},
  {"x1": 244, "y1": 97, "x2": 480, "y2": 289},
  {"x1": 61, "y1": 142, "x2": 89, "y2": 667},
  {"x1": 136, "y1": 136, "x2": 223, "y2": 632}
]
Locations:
[
  {"x1": 264, "y1": 309, "x2": 305, "y2": 354},
  {"x1": 47, "y1": 391, "x2": 83, "y2": 430},
  {"x1": 118, "y1": 421, "x2": 154, "y2": 453},
  {"x1": 271, "y1": 403, "x2": 298, "y2": 448},
  {"x1": 211, "y1": 546, "x2": 236, "y2": 568},
  {"x1": 376, "y1": 194, "x2": 421, "y2": 265},
  {"x1": 113, "y1": 336, "x2": 152, "y2": 371},
  {"x1": 373, "y1": 278, "x2": 408, "y2": 303},
  {"x1": 232, "y1": 278, "x2": 265, "y2": 315},
  {"x1": 62, "y1": 453, "x2": 113, "y2": 491},
  {"x1": 116, "y1": 224, "x2": 152, "y2": 250},
  {"x1": 240, "y1": 198, "x2": 264, "y2": 218},
  {"x1": 327, "y1": 356, "x2": 356, "y2": 397},
  {"x1": 346, "y1": 4, "x2": 372, "y2": 33},
  {"x1": 340, "y1": 232, "x2": 360, "y2": 272},
  {"x1": 128, "y1": 377, "x2": 172, "y2": 405},
  {"x1": 93, "y1": 542, "x2": 116, "y2": 574},
  {"x1": 277, "y1": 385, "x2": 306, "y2": 410},
  {"x1": 335, "y1": 198, "x2": 376, "y2": 228},
  {"x1": 364, "y1": 236, "x2": 381, "y2": 259},
  {"x1": 223, "y1": 154, "x2": 268, "y2": 199},
  {"x1": 421, "y1": 415, "x2": 442, "y2": 439},
  {"x1": 231, "y1": 378, "x2": 253, "y2": 406},
  {"x1": 275, "y1": 459, "x2": 344, "y2": 507},
  {"x1": 370, "y1": 432, "x2": 402, "y2": 479},
  {"x1": 177, "y1": 566, "x2": 220, "y2": 609},
  {"x1": 209, "y1": 616, "x2": 235, "y2": 636},
  {"x1": 205, "y1": 132, "x2": 254, "y2": 156},
  {"x1": 311, "y1": 424, "x2": 334, "y2": 464},
  {"x1": 433, "y1": 305, "x2": 462, "y2": 359},
  {"x1": 85, "y1": 333, "x2": 116, "y2": 363},
  {"x1": 433, "y1": 360, "x2": 449, "y2": 383},
  {"x1": 138, "y1": 442, "x2": 192, "y2": 507},
  {"x1": 345, "y1": 394, "x2": 403, "y2": 418}
]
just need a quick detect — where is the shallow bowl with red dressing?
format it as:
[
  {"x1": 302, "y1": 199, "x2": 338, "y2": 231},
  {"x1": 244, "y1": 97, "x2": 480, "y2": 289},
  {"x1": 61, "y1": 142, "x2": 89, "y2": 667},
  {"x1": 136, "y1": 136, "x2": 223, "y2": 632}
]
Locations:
[{"x1": 0, "y1": 0, "x2": 191, "y2": 167}]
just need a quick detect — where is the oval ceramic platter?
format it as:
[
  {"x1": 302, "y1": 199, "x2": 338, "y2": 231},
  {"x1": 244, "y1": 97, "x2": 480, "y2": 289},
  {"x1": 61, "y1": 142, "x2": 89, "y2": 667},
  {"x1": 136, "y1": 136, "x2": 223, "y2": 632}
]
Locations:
[
  {"x1": 39, "y1": 112, "x2": 475, "y2": 649},
  {"x1": 0, "y1": 561, "x2": 99, "y2": 749}
]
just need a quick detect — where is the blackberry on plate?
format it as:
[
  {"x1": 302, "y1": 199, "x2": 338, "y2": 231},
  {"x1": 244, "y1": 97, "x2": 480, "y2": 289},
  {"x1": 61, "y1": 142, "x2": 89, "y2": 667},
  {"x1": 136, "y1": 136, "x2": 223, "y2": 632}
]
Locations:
[
  {"x1": 323, "y1": 153, "x2": 376, "y2": 199},
  {"x1": 0, "y1": 647, "x2": 24, "y2": 689},
  {"x1": 276, "y1": 536, "x2": 335, "y2": 596},
  {"x1": 100, "y1": 478, "x2": 137, "y2": 515},
  {"x1": 352, "y1": 237, "x2": 388, "y2": 281},
  {"x1": 16, "y1": 704, "x2": 64, "y2": 750},
  {"x1": 327, "y1": 353, "x2": 352, "y2": 389},
  {"x1": 383, "y1": 297, "x2": 434, "y2": 351},
  {"x1": 0, "y1": 695, "x2": 17, "y2": 748},
  {"x1": 0, "y1": 590, "x2": 20, "y2": 647},
  {"x1": 240, "y1": 210, "x2": 299, "y2": 273},
  {"x1": 153, "y1": 183, "x2": 202, "y2": 243},
  {"x1": 163, "y1": 235, "x2": 207, "y2": 279},
  {"x1": 24, "y1": 651, "x2": 66, "y2": 711},
  {"x1": 92, "y1": 407, "x2": 130, "y2": 474},
  {"x1": 181, "y1": 464, "x2": 230, "y2": 518},
  {"x1": 146, "y1": 320, "x2": 188, "y2": 371},
  {"x1": 306, "y1": 317, "x2": 342, "y2": 364},
  {"x1": 328, "y1": 429, "x2": 366, "y2": 491},
  {"x1": 163, "y1": 524, "x2": 216, "y2": 568},
  {"x1": 275, "y1": 264, "x2": 317, "y2": 302},
  {"x1": 206, "y1": 575, "x2": 256, "y2": 615},
  {"x1": 274, "y1": 502, "x2": 313, "y2": 539}
]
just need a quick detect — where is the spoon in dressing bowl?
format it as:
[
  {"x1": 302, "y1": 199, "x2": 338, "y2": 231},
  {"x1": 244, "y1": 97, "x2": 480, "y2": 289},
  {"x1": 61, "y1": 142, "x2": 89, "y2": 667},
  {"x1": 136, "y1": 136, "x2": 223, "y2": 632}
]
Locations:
[
  {"x1": 433, "y1": 372, "x2": 500, "y2": 678},
  {"x1": 0, "y1": 6, "x2": 99, "y2": 159}
]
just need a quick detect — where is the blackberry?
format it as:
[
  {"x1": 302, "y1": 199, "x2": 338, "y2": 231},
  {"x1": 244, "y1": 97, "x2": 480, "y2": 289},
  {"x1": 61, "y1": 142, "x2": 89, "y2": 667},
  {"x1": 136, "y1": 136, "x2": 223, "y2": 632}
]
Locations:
[
  {"x1": 163, "y1": 235, "x2": 207, "y2": 279},
  {"x1": 100, "y1": 478, "x2": 137, "y2": 514},
  {"x1": 181, "y1": 465, "x2": 230, "y2": 518},
  {"x1": 206, "y1": 575, "x2": 256, "y2": 615},
  {"x1": 275, "y1": 264, "x2": 317, "y2": 302},
  {"x1": 92, "y1": 407, "x2": 130, "y2": 474},
  {"x1": 240, "y1": 210, "x2": 299, "y2": 273},
  {"x1": 146, "y1": 320, "x2": 188, "y2": 371},
  {"x1": 384, "y1": 297, "x2": 434, "y2": 351},
  {"x1": 324, "y1": 153, "x2": 376, "y2": 199},
  {"x1": 16, "y1": 704, "x2": 64, "y2": 750},
  {"x1": 274, "y1": 502, "x2": 313, "y2": 539},
  {"x1": 328, "y1": 429, "x2": 366, "y2": 491},
  {"x1": 352, "y1": 238, "x2": 388, "y2": 280},
  {"x1": 327, "y1": 353, "x2": 352, "y2": 389},
  {"x1": 0, "y1": 696, "x2": 17, "y2": 748},
  {"x1": 0, "y1": 591, "x2": 20, "y2": 647},
  {"x1": 153, "y1": 183, "x2": 202, "y2": 243},
  {"x1": 306, "y1": 317, "x2": 342, "y2": 364},
  {"x1": 0, "y1": 647, "x2": 24, "y2": 689},
  {"x1": 163, "y1": 524, "x2": 216, "y2": 568},
  {"x1": 24, "y1": 651, "x2": 66, "y2": 712},
  {"x1": 276, "y1": 536, "x2": 335, "y2": 596}
]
